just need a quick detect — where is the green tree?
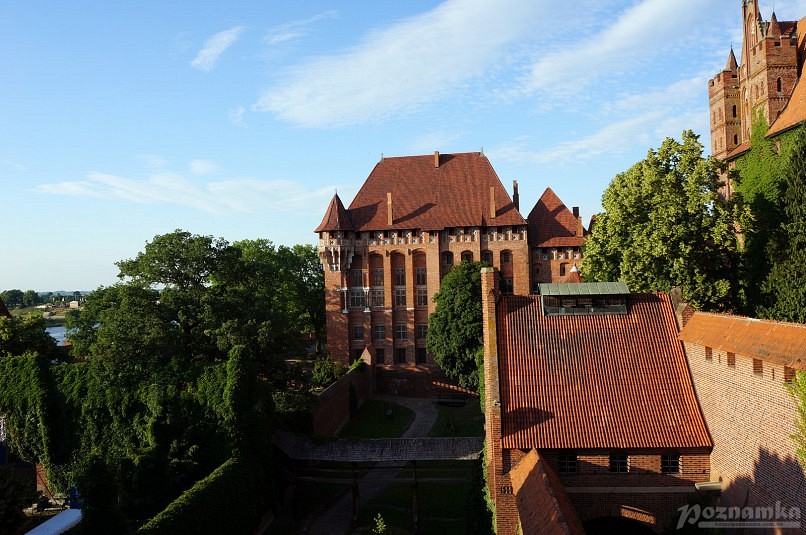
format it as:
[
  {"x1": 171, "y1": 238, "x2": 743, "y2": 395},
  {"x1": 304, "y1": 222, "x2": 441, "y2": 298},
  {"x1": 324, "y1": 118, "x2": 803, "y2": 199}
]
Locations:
[
  {"x1": 0, "y1": 290, "x2": 23, "y2": 309},
  {"x1": 0, "y1": 315, "x2": 58, "y2": 358},
  {"x1": 0, "y1": 466, "x2": 36, "y2": 535},
  {"x1": 581, "y1": 131, "x2": 740, "y2": 310},
  {"x1": 21, "y1": 290, "x2": 39, "y2": 308},
  {"x1": 426, "y1": 261, "x2": 484, "y2": 390},
  {"x1": 758, "y1": 125, "x2": 806, "y2": 322}
]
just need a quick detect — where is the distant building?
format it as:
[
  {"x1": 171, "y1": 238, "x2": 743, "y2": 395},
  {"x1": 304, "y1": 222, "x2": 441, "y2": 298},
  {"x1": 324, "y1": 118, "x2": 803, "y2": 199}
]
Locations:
[
  {"x1": 315, "y1": 151, "x2": 587, "y2": 366},
  {"x1": 481, "y1": 271, "x2": 712, "y2": 533}
]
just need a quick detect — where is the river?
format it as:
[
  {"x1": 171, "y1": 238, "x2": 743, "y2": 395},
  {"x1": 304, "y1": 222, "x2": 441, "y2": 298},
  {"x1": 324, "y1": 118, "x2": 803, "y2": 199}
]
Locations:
[{"x1": 45, "y1": 325, "x2": 67, "y2": 345}]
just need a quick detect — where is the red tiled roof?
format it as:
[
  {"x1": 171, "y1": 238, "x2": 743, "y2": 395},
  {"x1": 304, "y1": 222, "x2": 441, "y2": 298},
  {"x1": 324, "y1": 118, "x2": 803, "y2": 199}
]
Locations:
[
  {"x1": 347, "y1": 152, "x2": 525, "y2": 231},
  {"x1": 0, "y1": 298, "x2": 10, "y2": 318},
  {"x1": 679, "y1": 312, "x2": 806, "y2": 370},
  {"x1": 510, "y1": 449, "x2": 585, "y2": 535},
  {"x1": 725, "y1": 140, "x2": 751, "y2": 160},
  {"x1": 315, "y1": 193, "x2": 354, "y2": 232},
  {"x1": 767, "y1": 69, "x2": 806, "y2": 138},
  {"x1": 497, "y1": 292, "x2": 712, "y2": 450},
  {"x1": 526, "y1": 188, "x2": 585, "y2": 247}
]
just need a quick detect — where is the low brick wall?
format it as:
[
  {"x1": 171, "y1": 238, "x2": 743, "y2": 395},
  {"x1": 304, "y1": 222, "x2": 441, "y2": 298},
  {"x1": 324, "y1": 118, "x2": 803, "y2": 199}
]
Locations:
[
  {"x1": 311, "y1": 365, "x2": 372, "y2": 437},
  {"x1": 374, "y1": 365, "x2": 460, "y2": 397}
]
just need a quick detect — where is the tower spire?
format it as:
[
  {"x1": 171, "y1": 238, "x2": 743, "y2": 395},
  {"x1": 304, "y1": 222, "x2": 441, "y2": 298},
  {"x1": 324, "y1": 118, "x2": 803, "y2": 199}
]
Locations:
[
  {"x1": 726, "y1": 47, "x2": 738, "y2": 71},
  {"x1": 768, "y1": 11, "x2": 781, "y2": 37}
]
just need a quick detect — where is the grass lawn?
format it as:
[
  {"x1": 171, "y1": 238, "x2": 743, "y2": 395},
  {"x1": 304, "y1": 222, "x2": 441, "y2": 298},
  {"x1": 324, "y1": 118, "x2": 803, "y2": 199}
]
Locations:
[
  {"x1": 428, "y1": 400, "x2": 484, "y2": 437},
  {"x1": 339, "y1": 399, "x2": 414, "y2": 439}
]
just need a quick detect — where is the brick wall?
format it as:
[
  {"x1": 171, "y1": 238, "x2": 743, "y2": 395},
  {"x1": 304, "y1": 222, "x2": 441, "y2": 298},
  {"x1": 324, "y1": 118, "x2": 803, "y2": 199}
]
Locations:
[
  {"x1": 684, "y1": 340, "x2": 806, "y2": 531},
  {"x1": 311, "y1": 364, "x2": 372, "y2": 436}
]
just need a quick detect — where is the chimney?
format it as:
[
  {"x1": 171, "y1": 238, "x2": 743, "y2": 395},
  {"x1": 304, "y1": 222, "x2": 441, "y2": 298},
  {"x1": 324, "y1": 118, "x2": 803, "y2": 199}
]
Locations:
[
  {"x1": 572, "y1": 206, "x2": 579, "y2": 218},
  {"x1": 489, "y1": 186, "x2": 496, "y2": 219},
  {"x1": 513, "y1": 180, "x2": 520, "y2": 212},
  {"x1": 572, "y1": 207, "x2": 584, "y2": 236},
  {"x1": 387, "y1": 192, "x2": 393, "y2": 226},
  {"x1": 434, "y1": 151, "x2": 440, "y2": 168}
]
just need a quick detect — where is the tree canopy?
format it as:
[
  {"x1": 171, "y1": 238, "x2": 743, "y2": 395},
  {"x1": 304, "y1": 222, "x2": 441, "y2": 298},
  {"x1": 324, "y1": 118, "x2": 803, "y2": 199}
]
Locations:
[
  {"x1": 426, "y1": 261, "x2": 484, "y2": 391},
  {"x1": 581, "y1": 130, "x2": 740, "y2": 310}
]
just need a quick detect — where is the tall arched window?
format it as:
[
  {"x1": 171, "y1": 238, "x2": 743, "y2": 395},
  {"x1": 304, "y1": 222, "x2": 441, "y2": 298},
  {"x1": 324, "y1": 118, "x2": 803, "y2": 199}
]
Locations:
[
  {"x1": 777, "y1": 77, "x2": 783, "y2": 92},
  {"x1": 733, "y1": 134, "x2": 738, "y2": 145},
  {"x1": 732, "y1": 104, "x2": 737, "y2": 118}
]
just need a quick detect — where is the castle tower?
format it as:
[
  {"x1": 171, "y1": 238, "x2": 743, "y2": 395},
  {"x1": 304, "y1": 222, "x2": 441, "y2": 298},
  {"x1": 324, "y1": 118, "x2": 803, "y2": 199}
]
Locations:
[{"x1": 708, "y1": 49, "x2": 741, "y2": 160}]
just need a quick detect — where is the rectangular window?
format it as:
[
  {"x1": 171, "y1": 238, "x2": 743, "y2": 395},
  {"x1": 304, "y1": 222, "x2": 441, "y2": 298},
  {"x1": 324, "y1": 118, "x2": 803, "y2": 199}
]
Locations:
[
  {"x1": 394, "y1": 288, "x2": 406, "y2": 307},
  {"x1": 349, "y1": 289, "x2": 366, "y2": 308},
  {"x1": 661, "y1": 454, "x2": 680, "y2": 474},
  {"x1": 375, "y1": 348, "x2": 385, "y2": 364},
  {"x1": 395, "y1": 324, "x2": 407, "y2": 341},
  {"x1": 609, "y1": 454, "x2": 629, "y2": 473},
  {"x1": 705, "y1": 347, "x2": 713, "y2": 361},
  {"x1": 351, "y1": 269, "x2": 363, "y2": 287},
  {"x1": 373, "y1": 324, "x2": 386, "y2": 341},
  {"x1": 501, "y1": 278, "x2": 514, "y2": 296},
  {"x1": 501, "y1": 251, "x2": 511, "y2": 263},
  {"x1": 785, "y1": 366, "x2": 796, "y2": 383},
  {"x1": 415, "y1": 347, "x2": 427, "y2": 364},
  {"x1": 370, "y1": 289, "x2": 384, "y2": 307},
  {"x1": 396, "y1": 348, "x2": 407, "y2": 364},
  {"x1": 415, "y1": 267, "x2": 427, "y2": 286},
  {"x1": 416, "y1": 324, "x2": 428, "y2": 340},
  {"x1": 372, "y1": 268, "x2": 384, "y2": 287},
  {"x1": 352, "y1": 325, "x2": 364, "y2": 341},
  {"x1": 416, "y1": 287, "x2": 428, "y2": 307},
  {"x1": 395, "y1": 268, "x2": 405, "y2": 286},
  {"x1": 558, "y1": 453, "x2": 577, "y2": 474},
  {"x1": 727, "y1": 352, "x2": 736, "y2": 367},
  {"x1": 753, "y1": 358, "x2": 763, "y2": 376}
]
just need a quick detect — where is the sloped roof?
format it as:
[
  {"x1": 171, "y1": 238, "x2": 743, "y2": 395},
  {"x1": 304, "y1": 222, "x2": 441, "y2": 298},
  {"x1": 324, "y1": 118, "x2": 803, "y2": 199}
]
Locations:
[
  {"x1": 767, "y1": 68, "x2": 806, "y2": 137},
  {"x1": 315, "y1": 193, "x2": 354, "y2": 232},
  {"x1": 497, "y1": 293, "x2": 712, "y2": 450},
  {"x1": 347, "y1": 152, "x2": 525, "y2": 231},
  {"x1": 679, "y1": 312, "x2": 806, "y2": 369},
  {"x1": 510, "y1": 449, "x2": 585, "y2": 535},
  {"x1": 725, "y1": 140, "x2": 751, "y2": 161},
  {"x1": 0, "y1": 297, "x2": 10, "y2": 318},
  {"x1": 526, "y1": 188, "x2": 585, "y2": 247}
]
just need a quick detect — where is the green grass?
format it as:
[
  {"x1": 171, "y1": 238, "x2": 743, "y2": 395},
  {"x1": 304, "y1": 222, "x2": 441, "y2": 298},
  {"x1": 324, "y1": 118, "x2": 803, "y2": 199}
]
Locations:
[
  {"x1": 339, "y1": 400, "x2": 414, "y2": 439},
  {"x1": 428, "y1": 400, "x2": 484, "y2": 437}
]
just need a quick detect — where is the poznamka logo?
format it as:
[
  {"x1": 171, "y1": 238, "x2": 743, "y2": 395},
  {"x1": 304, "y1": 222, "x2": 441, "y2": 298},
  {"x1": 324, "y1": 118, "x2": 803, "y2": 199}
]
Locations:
[{"x1": 677, "y1": 502, "x2": 801, "y2": 530}]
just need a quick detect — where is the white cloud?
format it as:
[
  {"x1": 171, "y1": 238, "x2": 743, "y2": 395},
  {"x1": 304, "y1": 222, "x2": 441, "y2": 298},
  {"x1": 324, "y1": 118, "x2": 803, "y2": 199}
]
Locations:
[
  {"x1": 519, "y1": 0, "x2": 720, "y2": 97},
  {"x1": 189, "y1": 160, "x2": 218, "y2": 175},
  {"x1": 191, "y1": 26, "x2": 245, "y2": 72},
  {"x1": 37, "y1": 171, "x2": 334, "y2": 215},
  {"x1": 255, "y1": 0, "x2": 569, "y2": 127},
  {"x1": 2, "y1": 160, "x2": 26, "y2": 171},
  {"x1": 264, "y1": 10, "x2": 337, "y2": 45}
]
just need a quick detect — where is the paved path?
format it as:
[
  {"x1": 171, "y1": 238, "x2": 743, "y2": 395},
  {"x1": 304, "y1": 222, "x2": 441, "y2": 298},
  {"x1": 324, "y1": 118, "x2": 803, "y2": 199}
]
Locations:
[{"x1": 304, "y1": 396, "x2": 438, "y2": 534}]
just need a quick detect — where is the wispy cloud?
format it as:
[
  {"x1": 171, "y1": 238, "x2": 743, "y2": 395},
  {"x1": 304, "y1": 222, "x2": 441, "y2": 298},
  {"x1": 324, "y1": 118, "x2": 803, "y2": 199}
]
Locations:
[
  {"x1": 229, "y1": 106, "x2": 246, "y2": 127},
  {"x1": 37, "y1": 169, "x2": 334, "y2": 215},
  {"x1": 264, "y1": 10, "x2": 337, "y2": 45},
  {"x1": 189, "y1": 160, "x2": 218, "y2": 175},
  {"x1": 191, "y1": 26, "x2": 245, "y2": 72},
  {"x1": 255, "y1": 0, "x2": 569, "y2": 127},
  {"x1": 2, "y1": 160, "x2": 26, "y2": 171}
]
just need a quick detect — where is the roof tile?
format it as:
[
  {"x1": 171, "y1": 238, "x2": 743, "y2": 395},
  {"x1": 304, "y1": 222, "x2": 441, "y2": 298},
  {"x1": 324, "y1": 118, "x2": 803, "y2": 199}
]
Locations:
[{"x1": 527, "y1": 188, "x2": 585, "y2": 247}]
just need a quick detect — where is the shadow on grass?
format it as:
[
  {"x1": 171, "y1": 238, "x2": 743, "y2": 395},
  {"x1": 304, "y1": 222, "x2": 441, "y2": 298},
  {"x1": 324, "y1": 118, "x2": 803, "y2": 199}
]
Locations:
[{"x1": 339, "y1": 400, "x2": 414, "y2": 439}]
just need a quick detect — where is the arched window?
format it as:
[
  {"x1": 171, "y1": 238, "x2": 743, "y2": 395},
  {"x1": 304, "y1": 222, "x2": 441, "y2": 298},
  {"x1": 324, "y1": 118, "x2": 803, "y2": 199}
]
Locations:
[
  {"x1": 777, "y1": 77, "x2": 782, "y2": 92},
  {"x1": 482, "y1": 250, "x2": 493, "y2": 265},
  {"x1": 733, "y1": 134, "x2": 738, "y2": 145},
  {"x1": 461, "y1": 251, "x2": 473, "y2": 263},
  {"x1": 732, "y1": 104, "x2": 737, "y2": 118},
  {"x1": 442, "y1": 251, "x2": 454, "y2": 266}
]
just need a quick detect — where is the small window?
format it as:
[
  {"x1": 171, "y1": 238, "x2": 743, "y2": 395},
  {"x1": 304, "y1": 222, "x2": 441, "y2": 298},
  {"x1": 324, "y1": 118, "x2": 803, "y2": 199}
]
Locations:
[
  {"x1": 727, "y1": 352, "x2": 736, "y2": 367},
  {"x1": 705, "y1": 347, "x2": 713, "y2": 361},
  {"x1": 753, "y1": 358, "x2": 763, "y2": 376},
  {"x1": 482, "y1": 251, "x2": 493, "y2": 265},
  {"x1": 351, "y1": 269, "x2": 363, "y2": 287},
  {"x1": 370, "y1": 289, "x2": 384, "y2": 307},
  {"x1": 501, "y1": 251, "x2": 511, "y2": 263},
  {"x1": 443, "y1": 252, "x2": 454, "y2": 265},
  {"x1": 558, "y1": 453, "x2": 578, "y2": 474},
  {"x1": 372, "y1": 268, "x2": 384, "y2": 287},
  {"x1": 609, "y1": 454, "x2": 629, "y2": 473},
  {"x1": 396, "y1": 348, "x2": 407, "y2": 364},
  {"x1": 501, "y1": 278, "x2": 514, "y2": 296},
  {"x1": 416, "y1": 324, "x2": 428, "y2": 340},
  {"x1": 415, "y1": 347, "x2": 427, "y2": 364},
  {"x1": 395, "y1": 324, "x2": 407, "y2": 341},
  {"x1": 415, "y1": 267, "x2": 427, "y2": 286},
  {"x1": 416, "y1": 287, "x2": 428, "y2": 307},
  {"x1": 349, "y1": 289, "x2": 366, "y2": 308},
  {"x1": 784, "y1": 366, "x2": 796, "y2": 383},
  {"x1": 560, "y1": 263, "x2": 568, "y2": 277},
  {"x1": 373, "y1": 324, "x2": 386, "y2": 341},
  {"x1": 777, "y1": 77, "x2": 783, "y2": 92},
  {"x1": 732, "y1": 104, "x2": 737, "y2": 118},
  {"x1": 461, "y1": 251, "x2": 473, "y2": 263},
  {"x1": 395, "y1": 268, "x2": 405, "y2": 286},
  {"x1": 733, "y1": 134, "x2": 738, "y2": 145},
  {"x1": 352, "y1": 325, "x2": 364, "y2": 341},
  {"x1": 661, "y1": 454, "x2": 680, "y2": 474},
  {"x1": 376, "y1": 348, "x2": 385, "y2": 364},
  {"x1": 394, "y1": 288, "x2": 406, "y2": 307}
]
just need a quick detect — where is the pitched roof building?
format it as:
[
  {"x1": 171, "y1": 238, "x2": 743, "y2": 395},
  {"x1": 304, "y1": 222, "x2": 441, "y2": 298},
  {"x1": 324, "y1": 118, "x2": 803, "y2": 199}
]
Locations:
[
  {"x1": 316, "y1": 152, "x2": 588, "y2": 370},
  {"x1": 482, "y1": 270, "x2": 712, "y2": 534}
]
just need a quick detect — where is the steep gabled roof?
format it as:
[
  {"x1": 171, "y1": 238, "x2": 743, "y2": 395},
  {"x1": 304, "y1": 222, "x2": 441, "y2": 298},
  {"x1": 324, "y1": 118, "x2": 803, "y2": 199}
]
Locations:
[
  {"x1": 0, "y1": 297, "x2": 10, "y2": 318},
  {"x1": 497, "y1": 292, "x2": 712, "y2": 450},
  {"x1": 315, "y1": 193, "x2": 354, "y2": 233},
  {"x1": 526, "y1": 188, "x2": 585, "y2": 247},
  {"x1": 726, "y1": 48, "x2": 738, "y2": 71},
  {"x1": 679, "y1": 312, "x2": 806, "y2": 369},
  {"x1": 347, "y1": 152, "x2": 525, "y2": 231}
]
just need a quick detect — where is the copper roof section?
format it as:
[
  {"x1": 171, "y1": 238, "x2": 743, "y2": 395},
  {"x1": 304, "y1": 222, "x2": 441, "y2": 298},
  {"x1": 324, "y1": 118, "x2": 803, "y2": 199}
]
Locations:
[
  {"x1": 679, "y1": 312, "x2": 806, "y2": 370},
  {"x1": 315, "y1": 193, "x2": 354, "y2": 233},
  {"x1": 510, "y1": 449, "x2": 585, "y2": 535},
  {"x1": 497, "y1": 292, "x2": 712, "y2": 450},
  {"x1": 527, "y1": 188, "x2": 585, "y2": 247},
  {"x1": 0, "y1": 297, "x2": 10, "y2": 318},
  {"x1": 347, "y1": 152, "x2": 525, "y2": 231}
]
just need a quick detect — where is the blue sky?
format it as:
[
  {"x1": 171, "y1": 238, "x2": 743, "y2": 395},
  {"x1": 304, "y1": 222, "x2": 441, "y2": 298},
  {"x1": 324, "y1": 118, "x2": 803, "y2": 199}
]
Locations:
[{"x1": 2, "y1": 0, "x2": 803, "y2": 291}]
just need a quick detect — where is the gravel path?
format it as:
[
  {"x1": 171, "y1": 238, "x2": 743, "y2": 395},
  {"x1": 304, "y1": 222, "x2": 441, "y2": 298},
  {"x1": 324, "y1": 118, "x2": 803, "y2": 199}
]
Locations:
[{"x1": 304, "y1": 396, "x2": 437, "y2": 534}]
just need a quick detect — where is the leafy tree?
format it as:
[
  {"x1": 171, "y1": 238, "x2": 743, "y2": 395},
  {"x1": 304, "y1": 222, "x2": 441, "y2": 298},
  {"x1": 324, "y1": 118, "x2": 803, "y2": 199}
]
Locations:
[
  {"x1": 0, "y1": 466, "x2": 36, "y2": 535},
  {"x1": 426, "y1": 261, "x2": 484, "y2": 390},
  {"x1": 758, "y1": 125, "x2": 806, "y2": 322},
  {"x1": 21, "y1": 290, "x2": 39, "y2": 308},
  {"x1": 0, "y1": 315, "x2": 58, "y2": 358},
  {"x1": 581, "y1": 131, "x2": 740, "y2": 310},
  {"x1": 0, "y1": 290, "x2": 23, "y2": 309}
]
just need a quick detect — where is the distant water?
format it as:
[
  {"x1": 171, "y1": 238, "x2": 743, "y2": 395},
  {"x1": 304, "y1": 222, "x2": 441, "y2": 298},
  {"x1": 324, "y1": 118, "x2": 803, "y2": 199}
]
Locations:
[{"x1": 45, "y1": 325, "x2": 67, "y2": 345}]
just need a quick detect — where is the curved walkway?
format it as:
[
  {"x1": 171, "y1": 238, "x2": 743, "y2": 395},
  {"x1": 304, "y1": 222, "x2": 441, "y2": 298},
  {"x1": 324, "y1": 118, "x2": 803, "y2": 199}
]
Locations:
[{"x1": 305, "y1": 396, "x2": 438, "y2": 534}]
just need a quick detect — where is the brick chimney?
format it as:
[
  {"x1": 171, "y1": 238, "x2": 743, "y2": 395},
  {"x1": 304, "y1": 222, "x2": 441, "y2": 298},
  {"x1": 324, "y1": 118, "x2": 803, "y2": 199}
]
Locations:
[
  {"x1": 387, "y1": 192, "x2": 393, "y2": 226},
  {"x1": 490, "y1": 186, "x2": 496, "y2": 219},
  {"x1": 572, "y1": 207, "x2": 584, "y2": 236},
  {"x1": 434, "y1": 151, "x2": 440, "y2": 168},
  {"x1": 513, "y1": 180, "x2": 520, "y2": 212}
]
